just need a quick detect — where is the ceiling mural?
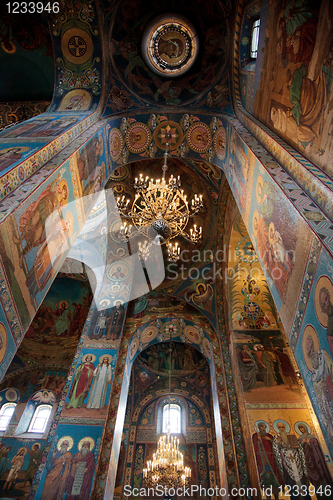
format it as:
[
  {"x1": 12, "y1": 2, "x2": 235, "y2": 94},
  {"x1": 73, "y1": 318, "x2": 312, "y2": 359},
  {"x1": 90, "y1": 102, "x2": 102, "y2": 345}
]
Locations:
[{"x1": 106, "y1": 0, "x2": 233, "y2": 110}]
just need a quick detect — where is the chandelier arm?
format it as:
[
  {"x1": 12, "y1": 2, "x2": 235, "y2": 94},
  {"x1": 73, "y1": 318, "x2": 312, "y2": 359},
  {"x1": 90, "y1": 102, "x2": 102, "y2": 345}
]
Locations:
[
  {"x1": 160, "y1": 192, "x2": 176, "y2": 218},
  {"x1": 117, "y1": 211, "x2": 132, "y2": 218},
  {"x1": 128, "y1": 212, "x2": 152, "y2": 223},
  {"x1": 179, "y1": 231, "x2": 199, "y2": 243},
  {"x1": 163, "y1": 202, "x2": 188, "y2": 218},
  {"x1": 188, "y1": 208, "x2": 202, "y2": 217}
]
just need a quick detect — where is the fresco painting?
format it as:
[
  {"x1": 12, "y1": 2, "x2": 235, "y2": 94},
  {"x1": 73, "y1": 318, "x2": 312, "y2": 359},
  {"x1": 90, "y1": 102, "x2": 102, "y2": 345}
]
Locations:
[
  {"x1": 85, "y1": 301, "x2": 126, "y2": 344},
  {"x1": 0, "y1": 145, "x2": 39, "y2": 176},
  {"x1": 0, "y1": 369, "x2": 67, "y2": 403},
  {"x1": 0, "y1": 437, "x2": 45, "y2": 498},
  {"x1": 0, "y1": 8, "x2": 53, "y2": 103},
  {"x1": 73, "y1": 133, "x2": 107, "y2": 202},
  {"x1": 58, "y1": 90, "x2": 92, "y2": 112},
  {"x1": 254, "y1": 0, "x2": 333, "y2": 178},
  {"x1": 0, "y1": 163, "x2": 84, "y2": 330},
  {"x1": 0, "y1": 116, "x2": 78, "y2": 139},
  {"x1": 12, "y1": 277, "x2": 92, "y2": 368},
  {"x1": 34, "y1": 423, "x2": 103, "y2": 500},
  {"x1": 295, "y1": 247, "x2": 333, "y2": 458},
  {"x1": 63, "y1": 348, "x2": 117, "y2": 418},
  {"x1": 234, "y1": 330, "x2": 303, "y2": 403},
  {"x1": 224, "y1": 123, "x2": 254, "y2": 224},
  {"x1": 174, "y1": 263, "x2": 216, "y2": 328},
  {"x1": 228, "y1": 212, "x2": 279, "y2": 331},
  {"x1": 248, "y1": 408, "x2": 333, "y2": 497},
  {"x1": 248, "y1": 164, "x2": 313, "y2": 332},
  {"x1": 223, "y1": 194, "x2": 333, "y2": 493}
]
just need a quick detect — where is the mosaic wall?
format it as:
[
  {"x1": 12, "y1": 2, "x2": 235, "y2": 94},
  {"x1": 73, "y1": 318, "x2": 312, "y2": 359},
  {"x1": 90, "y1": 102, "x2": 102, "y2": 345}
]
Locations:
[
  {"x1": 225, "y1": 195, "x2": 333, "y2": 496},
  {"x1": 232, "y1": 0, "x2": 333, "y2": 470}
]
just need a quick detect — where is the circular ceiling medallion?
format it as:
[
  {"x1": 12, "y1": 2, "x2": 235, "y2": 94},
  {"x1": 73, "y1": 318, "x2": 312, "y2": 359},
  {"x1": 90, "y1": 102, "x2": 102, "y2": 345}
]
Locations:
[
  {"x1": 61, "y1": 28, "x2": 93, "y2": 65},
  {"x1": 126, "y1": 123, "x2": 152, "y2": 154},
  {"x1": 110, "y1": 165, "x2": 129, "y2": 181},
  {"x1": 184, "y1": 325, "x2": 201, "y2": 344},
  {"x1": 142, "y1": 14, "x2": 199, "y2": 77},
  {"x1": 186, "y1": 122, "x2": 212, "y2": 153},
  {"x1": 141, "y1": 325, "x2": 159, "y2": 344},
  {"x1": 106, "y1": 262, "x2": 131, "y2": 282},
  {"x1": 154, "y1": 121, "x2": 183, "y2": 150},
  {"x1": 109, "y1": 128, "x2": 123, "y2": 161}
]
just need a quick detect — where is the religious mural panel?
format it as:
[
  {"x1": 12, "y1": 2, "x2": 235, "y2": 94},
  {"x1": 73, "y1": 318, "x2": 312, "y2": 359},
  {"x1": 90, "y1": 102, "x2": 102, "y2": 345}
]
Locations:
[
  {"x1": 224, "y1": 123, "x2": 254, "y2": 224},
  {"x1": 0, "y1": 437, "x2": 44, "y2": 498},
  {"x1": 234, "y1": 329, "x2": 303, "y2": 404},
  {"x1": 84, "y1": 301, "x2": 126, "y2": 345},
  {"x1": 63, "y1": 348, "x2": 117, "y2": 418},
  {"x1": 34, "y1": 423, "x2": 103, "y2": 500},
  {"x1": 8, "y1": 277, "x2": 92, "y2": 369},
  {"x1": 72, "y1": 132, "x2": 107, "y2": 203},
  {"x1": 248, "y1": 163, "x2": 313, "y2": 331},
  {"x1": 253, "y1": 0, "x2": 333, "y2": 178},
  {"x1": 1, "y1": 165, "x2": 82, "y2": 318},
  {"x1": 247, "y1": 408, "x2": 333, "y2": 499},
  {"x1": 0, "y1": 145, "x2": 40, "y2": 176},
  {"x1": 228, "y1": 213, "x2": 279, "y2": 331},
  {"x1": 295, "y1": 247, "x2": 333, "y2": 459},
  {"x1": 0, "y1": 116, "x2": 78, "y2": 139},
  {"x1": 138, "y1": 341, "x2": 206, "y2": 376}
]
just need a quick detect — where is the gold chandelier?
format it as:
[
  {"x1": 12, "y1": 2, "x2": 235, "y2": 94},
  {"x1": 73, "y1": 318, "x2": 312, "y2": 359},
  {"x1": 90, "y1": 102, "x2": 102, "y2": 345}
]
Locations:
[
  {"x1": 116, "y1": 126, "x2": 204, "y2": 261},
  {"x1": 143, "y1": 433, "x2": 191, "y2": 487}
]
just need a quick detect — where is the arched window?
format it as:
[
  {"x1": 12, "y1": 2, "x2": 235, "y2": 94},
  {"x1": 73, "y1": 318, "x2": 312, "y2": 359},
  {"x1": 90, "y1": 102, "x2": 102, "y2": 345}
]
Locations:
[
  {"x1": 162, "y1": 403, "x2": 181, "y2": 434},
  {"x1": 0, "y1": 403, "x2": 16, "y2": 431},
  {"x1": 28, "y1": 404, "x2": 52, "y2": 433},
  {"x1": 250, "y1": 19, "x2": 260, "y2": 58}
]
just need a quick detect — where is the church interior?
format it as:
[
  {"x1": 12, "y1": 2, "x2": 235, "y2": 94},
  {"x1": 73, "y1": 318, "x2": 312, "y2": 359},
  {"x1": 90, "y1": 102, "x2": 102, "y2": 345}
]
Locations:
[{"x1": 0, "y1": 0, "x2": 333, "y2": 499}]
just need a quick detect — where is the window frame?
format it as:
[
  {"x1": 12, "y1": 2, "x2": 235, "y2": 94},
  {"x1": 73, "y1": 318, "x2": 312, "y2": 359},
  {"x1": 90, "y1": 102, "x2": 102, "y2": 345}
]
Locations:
[
  {"x1": 27, "y1": 404, "x2": 52, "y2": 434},
  {"x1": 162, "y1": 403, "x2": 181, "y2": 434},
  {"x1": 250, "y1": 18, "x2": 260, "y2": 59},
  {"x1": 0, "y1": 402, "x2": 16, "y2": 432}
]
